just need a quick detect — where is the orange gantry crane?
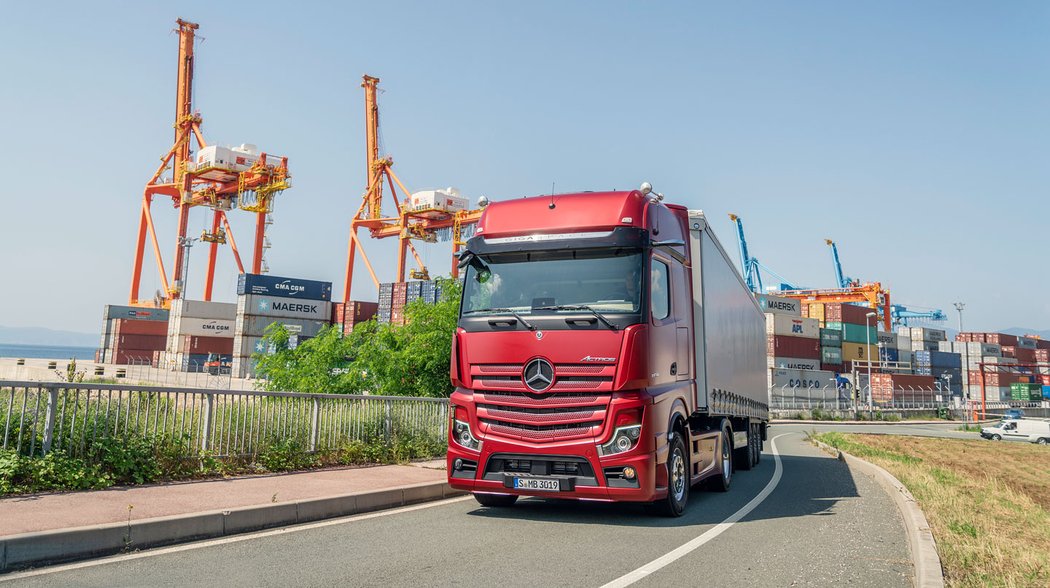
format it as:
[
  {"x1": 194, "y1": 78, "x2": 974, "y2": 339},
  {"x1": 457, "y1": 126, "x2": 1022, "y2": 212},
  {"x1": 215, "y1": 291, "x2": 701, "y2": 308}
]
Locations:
[
  {"x1": 128, "y1": 19, "x2": 291, "y2": 307},
  {"x1": 777, "y1": 282, "x2": 893, "y2": 332},
  {"x1": 342, "y1": 75, "x2": 481, "y2": 302}
]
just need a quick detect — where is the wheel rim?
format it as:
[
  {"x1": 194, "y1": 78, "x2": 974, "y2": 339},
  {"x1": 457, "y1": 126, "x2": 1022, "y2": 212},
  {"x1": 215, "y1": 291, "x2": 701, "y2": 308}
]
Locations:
[
  {"x1": 671, "y1": 448, "x2": 686, "y2": 502},
  {"x1": 722, "y1": 434, "x2": 732, "y2": 480},
  {"x1": 1039, "y1": 439, "x2": 1047, "y2": 445},
  {"x1": 993, "y1": 435, "x2": 1001, "y2": 441}
]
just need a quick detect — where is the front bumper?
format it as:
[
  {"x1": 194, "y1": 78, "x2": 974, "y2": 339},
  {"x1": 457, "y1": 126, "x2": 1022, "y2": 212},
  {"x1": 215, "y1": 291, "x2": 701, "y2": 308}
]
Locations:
[{"x1": 447, "y1": 436, "x2": 661, "y2": 502}]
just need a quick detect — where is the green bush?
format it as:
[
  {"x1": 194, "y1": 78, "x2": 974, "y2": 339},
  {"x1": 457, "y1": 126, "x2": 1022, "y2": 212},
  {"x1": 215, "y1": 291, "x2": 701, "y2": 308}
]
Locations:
[
  {"x1": 258, "y1": 438, "x2": 317, "y2": 472},
  {"x1": 0, "y1": 448, "x2": 112, "y2": 494},
  {"x1": 89, "y1": 436, "x2": 161, "y2": 485}
]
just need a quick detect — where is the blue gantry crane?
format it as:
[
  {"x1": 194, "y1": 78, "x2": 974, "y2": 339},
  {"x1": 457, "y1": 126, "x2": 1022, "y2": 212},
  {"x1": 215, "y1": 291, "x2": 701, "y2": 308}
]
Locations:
[
  {"x1": 728, "y1": 213, "x2": 799, "y2": 292},
  {"x1": 825, "y1": 239, "x2": 859, "y2": 288}
]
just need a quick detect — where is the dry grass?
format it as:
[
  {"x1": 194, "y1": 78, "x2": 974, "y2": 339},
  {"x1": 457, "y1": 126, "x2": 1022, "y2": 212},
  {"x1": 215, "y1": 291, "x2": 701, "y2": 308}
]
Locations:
[{"x1": 814, "y1": 432, "x2": 1050, "y2": 588}]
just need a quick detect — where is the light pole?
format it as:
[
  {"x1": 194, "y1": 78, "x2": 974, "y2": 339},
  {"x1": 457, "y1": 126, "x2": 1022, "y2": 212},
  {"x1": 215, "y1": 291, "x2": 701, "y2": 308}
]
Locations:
[
  {"x1": 866, "y1": 311, "x2": 877, "y2": 414},
  {"x1": 953, "y1": 302, "x2": 965, "y2": 333},
  {"x1": 952, "y1": 302, "x2": 967, "y2": 417}
]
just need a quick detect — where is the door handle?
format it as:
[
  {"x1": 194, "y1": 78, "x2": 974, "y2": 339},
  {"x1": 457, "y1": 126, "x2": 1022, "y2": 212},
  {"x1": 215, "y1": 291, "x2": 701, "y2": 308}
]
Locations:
[{"x1": 670, "y1": 362, "x2": 677, "y2": 376}]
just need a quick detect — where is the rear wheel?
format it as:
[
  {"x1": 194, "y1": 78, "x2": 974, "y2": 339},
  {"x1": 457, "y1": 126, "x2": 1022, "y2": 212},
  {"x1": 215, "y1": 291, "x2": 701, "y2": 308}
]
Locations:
[
  {"x1": 473, "y1": 493, "x2": 518, "y2": 508},
  {"x1": 735, "y1": 424, "x2": 755, "y2": 471},
  {"x1": 651, "y1": 432, "x2": 689, "y2": 517},
  {"x1": 707, "y1": 428, "x2": 733, "y2": 492},
  {"x1": 753, "y1": 425, "x2": 763, "y2": 465},
  {"x1": 1037, "y1": 438, "x2": 1048, "y2": 445}
]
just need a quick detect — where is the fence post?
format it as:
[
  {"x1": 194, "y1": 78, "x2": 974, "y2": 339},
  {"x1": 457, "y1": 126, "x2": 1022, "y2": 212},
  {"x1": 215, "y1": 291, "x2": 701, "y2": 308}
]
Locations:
[
  {"x1": 384, "y1": 400, "x2": 392, "y2": 444},
  {"x1": 201, "y1": 393, "x2": 214, "y2": 452},
  {"x1": 41, "y1": 386, "x2": 59, "y2": 455},
  {"x1": 309, "y1": 398, "x2": 320, "y2": 452}
]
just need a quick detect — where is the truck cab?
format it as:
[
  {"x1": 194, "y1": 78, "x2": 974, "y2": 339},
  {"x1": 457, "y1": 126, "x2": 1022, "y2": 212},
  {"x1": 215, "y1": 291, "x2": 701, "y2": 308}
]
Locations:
[{"x1": 446, "y1": 189, "x2": 768, "y2": 515}]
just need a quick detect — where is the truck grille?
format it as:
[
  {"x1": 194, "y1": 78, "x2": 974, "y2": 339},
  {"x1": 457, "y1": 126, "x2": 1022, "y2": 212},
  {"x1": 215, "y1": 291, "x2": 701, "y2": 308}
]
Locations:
[{"x1": 470, "y1": 362, "x2": 614, "y2": 443}]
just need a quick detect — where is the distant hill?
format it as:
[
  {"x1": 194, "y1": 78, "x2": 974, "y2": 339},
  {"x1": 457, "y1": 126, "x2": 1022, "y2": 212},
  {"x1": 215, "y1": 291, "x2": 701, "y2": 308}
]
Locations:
[
  {"x1": 0, "y1": 326, "x2": 98, "y2": 348},
  {"x1": 1000, "y1": 327, "x2": 1050, "y2": 340}
]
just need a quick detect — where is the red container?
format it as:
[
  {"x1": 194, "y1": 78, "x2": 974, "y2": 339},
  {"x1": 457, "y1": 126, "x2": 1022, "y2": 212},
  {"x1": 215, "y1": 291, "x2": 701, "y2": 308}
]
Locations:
[
  {"x1": 985, "y1": 333, "x2": 1018, "y2": 346},
  {"x1": 824, "y1": 303, "x2": 871, "y2": 325},
  {"x1": 177, "y1": 336, "x2": 234, "y2": 354},
  {"x1": 1034, "y1": 349, "x2": 1049, "y2": 362},
  {"x1": 112, "y1": 349, "x2": 159, "y2": 365},
  {"x1": 967, "y1": 371, "x2": 1021, "y2": 387},
  {"x1": 1037, "y1": 339, "x2": 1050, "y2": 351},
  {"x1": 331, "y1": 303, "x2": 346, "y2": 324},
  {"x1": 1001, "y1": 346, "x2": 1016, "y2": 358},
  {"x1": 113, "y1": 318, "x2": 168, "y2": 336},
  {"x1": 870, "y1": 374, "x2": 937, "y2": 403},
  {"x1": 820, "y1": 363, "x2": 843, "y2": 373},
  {"x1": 116, "y1": 334, "x2": 166, "y2": 350},
  {"x1": 1014, "y1": 348, "x2": 1037, "y2": 363},
  {"x1": 766, "y1": 335, "x2": 820, "y2": 360},
  {"x1": 349, "y1": 301, "x2": 379, "y2": 322}
]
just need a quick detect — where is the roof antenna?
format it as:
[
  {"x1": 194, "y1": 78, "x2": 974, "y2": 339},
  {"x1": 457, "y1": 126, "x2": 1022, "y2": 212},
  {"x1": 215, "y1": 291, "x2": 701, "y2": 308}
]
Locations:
[{"x1": 548, "y1": 182, "x2": 556, "y2": 209}]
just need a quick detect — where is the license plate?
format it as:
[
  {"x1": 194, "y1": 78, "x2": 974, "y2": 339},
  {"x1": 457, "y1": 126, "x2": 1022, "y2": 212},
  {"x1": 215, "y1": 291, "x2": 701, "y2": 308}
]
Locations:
[{"x1": 513, "y1": 477, "x2": 560, "y2": 491}]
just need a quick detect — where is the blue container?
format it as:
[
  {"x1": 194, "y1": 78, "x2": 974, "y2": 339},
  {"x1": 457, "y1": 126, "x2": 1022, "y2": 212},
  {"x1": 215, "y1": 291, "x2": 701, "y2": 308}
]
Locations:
[
  {"x1": 913, "y1": 350, "x2": 961, "y2": 369},
  {"x1": 879, "y1": 348, "x2": 899, "y2": 362},
  {"x1": 1043, "y1": 385, "x2": 1050, "y2": 400},
  {"x1": 237, "y1": 274, "x2": 332, "y2": 301}
]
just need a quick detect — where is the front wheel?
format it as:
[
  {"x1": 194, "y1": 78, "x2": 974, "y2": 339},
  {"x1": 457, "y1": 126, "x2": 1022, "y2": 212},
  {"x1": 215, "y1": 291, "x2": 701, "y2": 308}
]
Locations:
[
  {"x1": 735, "y1": 424, "x2": 755, "y2": 471},
  {"x1": 473, "y1": 493, "x2": 518, "y2": 508},
  {"x1": 1037, "y1": 438, "x2": 1048, "y2": 445},
  {"x1": 992, "y1": 434, "x2": 1002, "y2": 441},
  {"x1": 651, "y1": 432, "x2": 689, "y2": 517}
]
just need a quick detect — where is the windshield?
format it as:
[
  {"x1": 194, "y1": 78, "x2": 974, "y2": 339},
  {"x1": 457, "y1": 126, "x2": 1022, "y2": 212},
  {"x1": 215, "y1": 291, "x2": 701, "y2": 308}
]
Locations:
[{"x1": 462, "y1": 249, "x2": 643, "y2": 315}]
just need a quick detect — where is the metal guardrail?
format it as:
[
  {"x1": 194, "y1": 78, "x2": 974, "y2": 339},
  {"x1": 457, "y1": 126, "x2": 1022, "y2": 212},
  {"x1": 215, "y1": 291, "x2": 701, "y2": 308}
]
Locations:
[
  {"x1": 0, "y1": 380, "x2": 448, "y2": 459},
  {"x1": 770, "y1": 384, "x2": 1046, "y2": 412}
]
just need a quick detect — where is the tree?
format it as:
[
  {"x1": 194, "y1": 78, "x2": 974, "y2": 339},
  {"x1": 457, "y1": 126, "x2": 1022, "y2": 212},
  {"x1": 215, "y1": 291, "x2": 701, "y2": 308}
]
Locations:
[{"x1": 253, "y1": 278, "x2": 462, "y2": 398}]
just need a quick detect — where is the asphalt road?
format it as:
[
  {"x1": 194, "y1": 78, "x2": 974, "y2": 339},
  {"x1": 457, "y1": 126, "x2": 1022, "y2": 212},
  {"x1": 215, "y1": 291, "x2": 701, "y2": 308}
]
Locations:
[{"x1": 2, "y1": 429, "x2": 917, "y2": 588}]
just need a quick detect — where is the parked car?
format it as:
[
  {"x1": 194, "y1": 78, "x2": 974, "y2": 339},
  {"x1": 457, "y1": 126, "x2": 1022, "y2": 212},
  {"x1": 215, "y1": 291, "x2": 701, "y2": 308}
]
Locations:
[
  {"x1": 1002, "y1": 408, "x2": 1026, "y2": 420},
  {"x1": 980, "y1": 418, "x2": 1050, "y2": 445}
]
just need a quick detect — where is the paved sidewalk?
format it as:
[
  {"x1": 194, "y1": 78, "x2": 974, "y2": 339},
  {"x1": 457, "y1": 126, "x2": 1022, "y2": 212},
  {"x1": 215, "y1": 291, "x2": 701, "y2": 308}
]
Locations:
[{"x1": 0, "y1": 460, "x2": 457, "y2": 572}]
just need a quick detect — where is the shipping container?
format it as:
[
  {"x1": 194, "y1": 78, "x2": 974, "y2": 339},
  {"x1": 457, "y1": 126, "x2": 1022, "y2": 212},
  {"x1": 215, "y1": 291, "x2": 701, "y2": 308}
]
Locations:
[
  {"x1": 237, "y1": 295, "x2": 331, "y2": 321},
  {"x1": 801, "y1": 302, "x2": 824, "y2": 322},
  {"x1": 103, "y1": 305, "x2": 170, "y2": 322},
  {"x1": 821, "y1": 346, "x2": 843, "y2": 365},
  {"x1": 870, "y1": 373, "x2": 938, "y2": 403},
  {"x1": 840, "y1": 342, "x2": 878, "y2": 362},
  {"x1": 170, "y1": 299, "x2": 237, "y2": 320},
  {"x1": 913, "y1": 350, "x2": 962, "y2": 369},
  {"x1": 766, "y1": 335, "x2": 820, "y2": 359},
  {"x1": 406, "y1": 281, "x2": 423, "y2": 302},
  {"x1": 176, "y1": 336, "x2": 235, "y2": 355},
  {"x1": 767, "y1": 357, "x2": 821, "y2": 370},
  {"x1": 1017, "y1": 336, "x2": 1038, "y2": 350},
  {"x1": 112, "y1": 319, "x2": 168, "y2": 336},
  {"x1": 768, "y1": 368, "x2": 837, "y2": 389},
  {"x1": 170, "y1": 317, "x2": 235, "y2": 338},
  {"x1": 756, "y1": 294, "x2": 801, "y2": 316},
  {"x1": 819, "y1": 328, "x2": 843, "y2": 347},
  {"x1": 879, "y1": 347, "x2": 899, "y2": 363},
  {"x1": 825, "y1": 322, "x2": 877, "y2": 344},
  {"x1": 876, "y1": 331, "x2": 897, "y2": 347},
  {"x1": 235, "y1": 315, "x2": 329, "y2": 338},
  {"x1": 765, "y1": 314, "x2": 820, "y2": 339},
  {"x1": 909, "y1": 327, "x2": 947, "y2": 343},
  {"x1": 115, "y1": 334, "x2": 166, "y2": 350},
  {"x1": 237, "y1": 273, "x2": 332, "y2": 301},
  {"x1": 1043, "y1": 385, "x2": 1050, "y2": 400},
  {"x1": 984, "y1": 333, "x2": 1018, "y2": 346},
  {"x1": 823, "y1": 303, "x2": 871, "y2": 324}
]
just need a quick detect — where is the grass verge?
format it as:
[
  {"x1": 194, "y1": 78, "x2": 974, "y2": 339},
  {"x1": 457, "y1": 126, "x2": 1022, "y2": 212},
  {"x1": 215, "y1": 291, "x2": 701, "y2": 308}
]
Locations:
[{"x1": 814, "y1": 432, "x2": 1050, "y2": 587}]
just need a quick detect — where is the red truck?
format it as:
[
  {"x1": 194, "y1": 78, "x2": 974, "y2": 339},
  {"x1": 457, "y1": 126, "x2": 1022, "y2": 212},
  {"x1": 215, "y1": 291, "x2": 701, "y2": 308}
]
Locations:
[{"x1": 447, "y1": 187, "x2": 768, "y2": 516}]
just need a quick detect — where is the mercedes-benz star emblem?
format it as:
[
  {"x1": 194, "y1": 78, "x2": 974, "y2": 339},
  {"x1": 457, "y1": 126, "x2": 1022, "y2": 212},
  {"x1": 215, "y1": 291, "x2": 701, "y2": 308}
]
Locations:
[
  {"x1": 523, "y1": 358, "x2": 555, "y2": 392},
  {"x1": 535, "y1": 330, "x2": 544, "y2": 340}
]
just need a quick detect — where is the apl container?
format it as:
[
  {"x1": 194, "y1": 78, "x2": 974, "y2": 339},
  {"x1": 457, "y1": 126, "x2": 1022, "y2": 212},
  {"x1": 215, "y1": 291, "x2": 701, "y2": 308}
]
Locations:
[{"x1": 765, "y1": 314, "x2": 820, "y2": 339}]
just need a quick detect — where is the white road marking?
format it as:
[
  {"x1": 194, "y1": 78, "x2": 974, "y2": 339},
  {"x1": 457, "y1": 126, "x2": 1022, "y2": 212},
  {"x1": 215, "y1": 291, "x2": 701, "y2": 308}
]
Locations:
[
  {"x1": 600, "y1": 433, "x2": 789, "y2": 588},
  {"x1": 0, "y1": 495, "x2": 474, "y2": 582}
]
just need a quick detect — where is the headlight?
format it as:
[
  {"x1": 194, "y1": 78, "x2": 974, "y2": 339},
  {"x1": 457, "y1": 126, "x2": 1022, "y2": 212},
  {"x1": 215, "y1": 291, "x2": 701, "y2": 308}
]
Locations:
[
  {"x1": 598, "y1": 425, "x2": 641, "y2": 456},
  {"x1": 452, "y1": 419, "x2": 481, "y2": 451}
]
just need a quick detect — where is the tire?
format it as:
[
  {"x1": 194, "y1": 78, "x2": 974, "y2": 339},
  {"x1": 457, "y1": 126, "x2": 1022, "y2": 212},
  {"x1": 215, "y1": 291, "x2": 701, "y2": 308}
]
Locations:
[
  {"x1": 1037, "y1": 438, "x2": 1048, "y2": 446},
  {"x1": 473, "y1": 493, "x2": 518, "y2": 508},
  {"x1": 651, "y1": 432, "x2": 689, "y2": 517},
  {"x1": 735, "y1": 424, "x2": 755, "y2": 471},
  {"x1": 707, "y1": 428, "x2": 733, "y2": 492},
  {"x1": 753, "y1": 426, "x2": 763, "y2": 465},
  {"x1": 992, "y1": 434, "x2": 1002, "y2": 441}
]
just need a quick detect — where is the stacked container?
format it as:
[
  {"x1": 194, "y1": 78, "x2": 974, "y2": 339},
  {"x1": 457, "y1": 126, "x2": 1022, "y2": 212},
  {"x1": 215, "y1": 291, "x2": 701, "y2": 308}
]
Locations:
[
  {"x1": 165, "y1": 300, "x2": 236, "y2": 372},
  {"x1": 762, "y1": 294, "x2": 821, "y2": 382},
  {"x1": 98, "y1": 305, "x2": 170, "y2": 364},
  {"x1": 819, "y1": 328, "x2": 843, "y2": 372},
  {"x1": 232, "y1": 274, "x2": 333, "y2": 379},
  {"x1": 331, "y1": 301, "x2": 379, "y2": 335},
  {"x1": 109, "y1": 319, "x2": 168, "y2": 365},
  {"x1": 870, "y1": 373, "x2": 938, "y2": 404},
  {"x1": 376, "y1": 280, "x2": 447, "y2": 325},
  {"x1": 912, "y1": 350, "x2": 963, "y2": 395}
]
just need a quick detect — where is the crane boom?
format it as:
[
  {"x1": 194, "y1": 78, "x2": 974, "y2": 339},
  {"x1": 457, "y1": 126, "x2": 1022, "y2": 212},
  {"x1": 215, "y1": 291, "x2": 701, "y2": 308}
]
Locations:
[
  {"x1": 728, "y1": 214, "x2": 762, "y2": 292},
  {"x1": 825, "y1": 239, "x2": 857, "y2": 288}
]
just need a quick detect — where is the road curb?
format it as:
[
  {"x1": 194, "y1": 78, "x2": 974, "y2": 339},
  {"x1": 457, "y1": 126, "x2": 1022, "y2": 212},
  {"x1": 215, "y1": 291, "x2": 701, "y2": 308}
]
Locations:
[
  {"x1": 812, "y1": 439, "x2": 944, "y2": 588},
  {"x1": 0, "y1": 481, "x2": 464, "y2": 573}
]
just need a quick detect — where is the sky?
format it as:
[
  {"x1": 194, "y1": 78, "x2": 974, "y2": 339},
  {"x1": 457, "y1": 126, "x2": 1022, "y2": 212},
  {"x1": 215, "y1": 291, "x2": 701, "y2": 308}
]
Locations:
[{"x1": 0, "y1": 1, "x2": 1048, "y2": 335}]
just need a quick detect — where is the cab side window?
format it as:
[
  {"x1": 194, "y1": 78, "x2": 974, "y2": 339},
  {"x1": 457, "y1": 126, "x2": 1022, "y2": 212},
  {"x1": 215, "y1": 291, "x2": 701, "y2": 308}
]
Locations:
[{"x1": 651, "y1": 259, "x2": 670, "y2": 321}]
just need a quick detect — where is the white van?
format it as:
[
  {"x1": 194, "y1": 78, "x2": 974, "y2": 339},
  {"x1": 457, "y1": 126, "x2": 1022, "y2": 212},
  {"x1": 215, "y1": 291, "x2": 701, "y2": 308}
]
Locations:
[{"x1": 980, "y1": 418, "x2": 1050, "y2": 445}]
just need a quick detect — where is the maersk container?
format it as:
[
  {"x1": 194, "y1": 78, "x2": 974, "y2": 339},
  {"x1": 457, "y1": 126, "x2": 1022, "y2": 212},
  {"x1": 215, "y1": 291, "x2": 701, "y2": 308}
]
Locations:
[
  {"x1": 237, "y1": 273, "x2": 333, "y2": 301},
  {"x1": 767, "y1": 356, "x2": 821, "y2": 370},
  {"x1": 765, "y1": 314, "x2": 820, "y2": 339},
  {"x1": 238, "y1": 295, "x2": 331, "y2": 321},
  {"x1": 756, "y1": 293, "x2": 801, "y2": 316},
  {"x1": 819, "y1": 328, "x2": 842, "y2": 347},
  {"x1": 824, "y1": 322, "x2": 877, "y2": 344},
  {"x1": 876, "y1": 331, "x2": 897, "y2": 347}
]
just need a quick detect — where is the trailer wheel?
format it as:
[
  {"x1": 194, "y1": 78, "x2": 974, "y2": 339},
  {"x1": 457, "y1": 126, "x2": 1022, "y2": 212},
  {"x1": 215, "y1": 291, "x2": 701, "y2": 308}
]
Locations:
[
  {"x1": 707, "y1": 428, "x2": 733, "y2": 492},
  {"x1": 735, "y1": 424, "x2": 755, "y2": 471},
  {"x1": 473, "y1": 493, "x2": 518, "y2": 508},
  {"x1": 651, "y1": 432, "x2": 689, "y2": 517},
  {"x1": 753, "y1": 425, "x2": 762, "y2": 465}
]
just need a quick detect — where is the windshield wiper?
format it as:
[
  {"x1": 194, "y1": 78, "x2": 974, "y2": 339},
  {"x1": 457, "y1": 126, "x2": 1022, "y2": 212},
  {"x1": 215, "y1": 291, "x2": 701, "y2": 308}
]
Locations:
[
  {"x1": 533, "y1": 305, "x2": 618, "y2": 331},
  {"x1": 463, "y1": 308, "x2": 536, "y2": 331}
]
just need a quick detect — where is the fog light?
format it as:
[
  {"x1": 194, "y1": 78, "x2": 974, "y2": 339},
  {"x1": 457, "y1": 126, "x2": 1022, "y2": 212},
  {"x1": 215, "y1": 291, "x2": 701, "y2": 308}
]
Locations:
[
  {"x1": 622, "y1": 466, "x2": 636, "y2": 480},
  {"x1": 454, "y1": 458, "x2": 463, "y2": 471}
]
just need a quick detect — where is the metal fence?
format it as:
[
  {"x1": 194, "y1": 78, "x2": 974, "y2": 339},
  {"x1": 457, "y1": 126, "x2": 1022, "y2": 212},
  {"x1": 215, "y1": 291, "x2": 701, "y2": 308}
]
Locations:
[
  {"x1": 0, "y1": 380, "x2": 448, "y2": 459},
  {"x1": 770, "y1": 384, "x2": 1043, "y2": 412}
]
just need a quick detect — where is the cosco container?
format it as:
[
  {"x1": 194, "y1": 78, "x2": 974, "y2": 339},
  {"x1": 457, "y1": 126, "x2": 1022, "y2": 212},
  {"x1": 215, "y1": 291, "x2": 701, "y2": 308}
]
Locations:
[
  {"x1": 768, "y1": 368, "x2": 836, "y2": 389},
  {"x1": 765, "y1": 314, "x2": 820, "y2": 339},
  {"x1": 237, "y1": 273, "x2": 332, "y2": 301}
]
